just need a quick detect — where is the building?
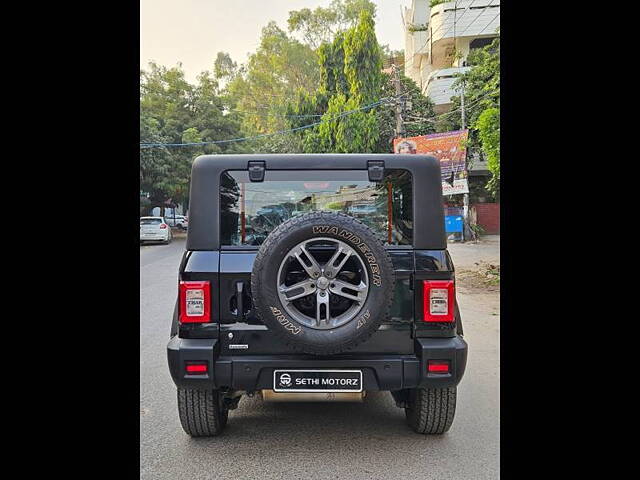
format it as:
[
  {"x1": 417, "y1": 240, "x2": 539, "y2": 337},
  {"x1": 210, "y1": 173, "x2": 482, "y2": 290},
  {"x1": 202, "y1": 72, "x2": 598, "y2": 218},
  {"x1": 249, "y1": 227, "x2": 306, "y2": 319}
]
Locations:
[
  {"x1": 403, "y1": 0, "x2": 500, "y2": 235},
  {"x1": 404, "y1": 0, "x2": 500, "y2": 113}
]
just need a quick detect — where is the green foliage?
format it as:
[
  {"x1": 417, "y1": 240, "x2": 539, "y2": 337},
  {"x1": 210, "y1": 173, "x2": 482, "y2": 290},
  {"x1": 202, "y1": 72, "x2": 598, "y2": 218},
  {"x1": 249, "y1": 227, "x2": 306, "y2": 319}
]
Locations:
[
  {"x1": 476, "y1": 108, "x2": 500, "y2": 195},
  {"x1": 407, "y1": 23, "x2": 429, "y2": 33},
  {"x1": 318, "y1": 32, "x2": 349, "y2": 97},
  {"x1": 429, "y1": 0, "x2": 447, "y2": 7},
  {"x1": 287, "y1": 0, "x2": 376, "y2": 49},
  {"x1": 325, "y1": 201, "x2": 345, "y2": 210},
  {"x1": 288, "y1": 10, "x2": 384, "y2": 153},
  {"x1": 140, "y1": 61, "x2": 243, "y2": 208},
  {"x1": 447, "y1": 37, "x2": 500, "y2": 190},
  {"x1": 286, "y1": 10, "x2": 435, "y2": 154},
  {"x1": 213, "y1": 52, "x2": 237, "y2": 81},
  {"x1": 343, "y1": 10, "x2": 382, "y2": 104},
  {"x1": 226, "y1": 21, "x2": 319, "y2": 135},
  {"x1": 380, "y1": 45, "x2": 404, "y2": 68}
]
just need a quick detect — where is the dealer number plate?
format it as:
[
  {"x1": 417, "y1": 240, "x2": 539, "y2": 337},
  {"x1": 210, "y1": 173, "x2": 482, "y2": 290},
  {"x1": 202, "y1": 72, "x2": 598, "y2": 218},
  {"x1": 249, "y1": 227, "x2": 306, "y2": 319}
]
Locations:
[{"x1": 273, "y1": 370, "x2": 363, "y2": 393}]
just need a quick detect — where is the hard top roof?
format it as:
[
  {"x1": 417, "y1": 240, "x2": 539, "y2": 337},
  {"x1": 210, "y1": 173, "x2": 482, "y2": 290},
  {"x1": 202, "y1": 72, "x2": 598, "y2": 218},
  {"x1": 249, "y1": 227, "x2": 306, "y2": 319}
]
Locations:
[{"x1": 187, "y1": 153, "x2": 447, "y2": 250}]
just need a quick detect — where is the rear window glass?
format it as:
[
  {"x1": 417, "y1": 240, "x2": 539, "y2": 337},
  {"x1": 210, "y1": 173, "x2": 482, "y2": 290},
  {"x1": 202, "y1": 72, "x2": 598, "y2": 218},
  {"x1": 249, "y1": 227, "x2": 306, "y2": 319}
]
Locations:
[
  {"x1": 140, "y1": 218, "x2": 162, "y2": 225},
  {"x1": 220, "y1": 169, "x2": 412, "y2": 246}
]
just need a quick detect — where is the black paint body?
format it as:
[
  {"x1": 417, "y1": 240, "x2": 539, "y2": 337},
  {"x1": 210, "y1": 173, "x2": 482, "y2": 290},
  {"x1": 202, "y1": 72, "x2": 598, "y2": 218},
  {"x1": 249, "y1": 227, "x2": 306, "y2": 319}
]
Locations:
[{"x1": 167, "y1": 154, "x2": 468, "y2": 392}]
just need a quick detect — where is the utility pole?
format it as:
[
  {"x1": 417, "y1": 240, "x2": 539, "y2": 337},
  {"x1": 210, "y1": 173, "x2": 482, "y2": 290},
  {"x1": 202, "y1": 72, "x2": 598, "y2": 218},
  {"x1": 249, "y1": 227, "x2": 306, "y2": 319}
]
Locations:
[
  {"x1": 391, "y1": 64, "x2": 406, "y2": 139},
  {"x1": 452, "y1": 0, "x2": 470, "y2": 242},
  {"x1": 461, "y1": 78, "x2": 470, "y2": 242},
  {"x1": 460, "y1": 82, "x2": 466, "y2": 130}
]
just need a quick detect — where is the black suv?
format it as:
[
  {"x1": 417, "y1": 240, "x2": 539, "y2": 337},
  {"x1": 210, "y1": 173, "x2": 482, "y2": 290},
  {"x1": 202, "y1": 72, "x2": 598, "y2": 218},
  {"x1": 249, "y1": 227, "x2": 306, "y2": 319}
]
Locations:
[{"x1": 167, "y1": 154, "x2": 468, "y2": 436}]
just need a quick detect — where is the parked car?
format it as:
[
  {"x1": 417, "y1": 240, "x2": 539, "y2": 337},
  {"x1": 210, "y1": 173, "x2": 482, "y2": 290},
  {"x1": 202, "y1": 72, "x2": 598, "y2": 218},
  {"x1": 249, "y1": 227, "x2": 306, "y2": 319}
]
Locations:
[
  {"x1": 140, "y1": 217, "x2": 172, "y2": 244},
  {"x1": 165, "y1": 214, "x2": 188, "y2": 230},
  {"x1": 167, "y1": 154, "x2": 467, "y2": 437}
]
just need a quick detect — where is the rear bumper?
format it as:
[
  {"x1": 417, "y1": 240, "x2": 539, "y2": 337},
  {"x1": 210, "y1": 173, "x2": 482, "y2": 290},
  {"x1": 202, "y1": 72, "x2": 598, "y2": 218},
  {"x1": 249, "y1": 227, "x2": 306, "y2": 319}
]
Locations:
[
  {"x1": 168, "y1": 335, "x2": 467, "y2": 391},
  {"x1": 140, "y1": 235, "x2": 167, "y2": 241}
]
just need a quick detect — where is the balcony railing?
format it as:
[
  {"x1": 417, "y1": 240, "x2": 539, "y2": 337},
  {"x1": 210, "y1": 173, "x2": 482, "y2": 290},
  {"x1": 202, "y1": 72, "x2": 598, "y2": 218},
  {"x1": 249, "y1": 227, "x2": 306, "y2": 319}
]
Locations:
[{"x1": 424, "y1": 66, "x2": 470, "y2": 106}]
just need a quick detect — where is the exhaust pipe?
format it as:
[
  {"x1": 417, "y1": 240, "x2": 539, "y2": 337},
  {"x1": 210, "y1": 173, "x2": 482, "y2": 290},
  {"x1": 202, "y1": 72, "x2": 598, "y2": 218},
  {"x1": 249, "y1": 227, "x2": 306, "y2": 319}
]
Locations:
[{"x1": 261, "y1": 390, "x2": 366, "y2": 402}]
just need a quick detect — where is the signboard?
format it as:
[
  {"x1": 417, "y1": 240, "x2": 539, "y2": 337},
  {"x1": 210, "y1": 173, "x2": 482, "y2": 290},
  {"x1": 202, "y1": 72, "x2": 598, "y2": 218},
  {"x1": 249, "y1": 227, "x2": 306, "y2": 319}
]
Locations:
[{"x1": 393, "y1": 129, "x2": 469, "y2": 195}]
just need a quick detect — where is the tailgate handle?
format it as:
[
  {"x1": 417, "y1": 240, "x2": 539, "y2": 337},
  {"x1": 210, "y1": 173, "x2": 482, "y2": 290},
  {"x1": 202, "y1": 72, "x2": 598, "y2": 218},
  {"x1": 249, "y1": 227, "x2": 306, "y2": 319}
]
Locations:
[
  {"x1": 235, "y1": 281, "x2": 245, "y2": 321},
  {"x1": 368, "y1": 160, "x2": 385, "y2": 182},
  {"x1": 248, "y1": 161, "x2": 266, "y2": 182}
]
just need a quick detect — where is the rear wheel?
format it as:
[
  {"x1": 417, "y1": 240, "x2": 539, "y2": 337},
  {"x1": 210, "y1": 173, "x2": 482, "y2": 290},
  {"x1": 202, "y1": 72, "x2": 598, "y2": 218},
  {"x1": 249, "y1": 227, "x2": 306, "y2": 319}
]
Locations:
[
  {"x1": 177, "y1": 388, "x2": 228, "y2": 437},
  {"x1": 405, "y1": 387, "x2": 457, "y2": 434}
]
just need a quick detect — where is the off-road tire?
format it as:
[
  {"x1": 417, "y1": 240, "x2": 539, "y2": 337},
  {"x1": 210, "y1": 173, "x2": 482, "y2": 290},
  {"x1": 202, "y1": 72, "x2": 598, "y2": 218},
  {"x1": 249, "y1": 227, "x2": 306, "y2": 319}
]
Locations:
[
  {"x1": 405, "y1": 387, "x2": 457, "y2": 434},
  {"x1": 177, "y1": 388, "x2": 228, "y2": 437},
  {"x1": 251, "y1": 211, "x2": 395, "y2": 355}
]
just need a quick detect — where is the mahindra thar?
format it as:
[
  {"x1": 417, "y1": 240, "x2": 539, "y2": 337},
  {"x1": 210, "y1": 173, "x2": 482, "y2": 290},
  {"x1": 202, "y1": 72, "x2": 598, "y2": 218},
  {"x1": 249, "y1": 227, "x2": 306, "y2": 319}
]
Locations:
[{"x1": 167, "y1": 154, "x2": 468, "y2": 436}]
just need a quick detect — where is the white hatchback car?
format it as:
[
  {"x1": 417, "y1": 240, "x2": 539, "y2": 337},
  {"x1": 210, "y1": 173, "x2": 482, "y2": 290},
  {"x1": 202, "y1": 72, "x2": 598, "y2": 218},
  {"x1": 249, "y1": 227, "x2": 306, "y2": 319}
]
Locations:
[
  {"x1": 140, "y1": 217, "x2": 172, "y2": 244},
  {"x1": 165, "y1": 214, "x2": 188, "y2": 230}
]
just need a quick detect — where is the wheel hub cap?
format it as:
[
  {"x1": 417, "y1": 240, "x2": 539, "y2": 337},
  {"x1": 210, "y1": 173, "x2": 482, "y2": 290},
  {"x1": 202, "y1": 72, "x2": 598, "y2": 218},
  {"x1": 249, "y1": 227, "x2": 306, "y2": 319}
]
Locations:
[{"x1": 276, "y1": 237, "x2": 369, "y2": 330}]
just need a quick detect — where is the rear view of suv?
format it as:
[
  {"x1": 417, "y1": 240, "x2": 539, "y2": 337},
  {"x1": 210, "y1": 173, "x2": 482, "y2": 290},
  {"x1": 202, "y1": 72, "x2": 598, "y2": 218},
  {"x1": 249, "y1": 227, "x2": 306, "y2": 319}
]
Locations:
[{"x1": 167, "y1": 154, "x2": 467, "y2": 436}]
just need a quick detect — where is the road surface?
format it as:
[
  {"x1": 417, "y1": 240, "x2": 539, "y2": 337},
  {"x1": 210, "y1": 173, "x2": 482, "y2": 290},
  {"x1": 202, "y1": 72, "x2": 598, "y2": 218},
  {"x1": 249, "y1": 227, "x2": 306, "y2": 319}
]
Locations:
[{"x1": 140, "y1": 238, "x2": 499, "y2": 479}]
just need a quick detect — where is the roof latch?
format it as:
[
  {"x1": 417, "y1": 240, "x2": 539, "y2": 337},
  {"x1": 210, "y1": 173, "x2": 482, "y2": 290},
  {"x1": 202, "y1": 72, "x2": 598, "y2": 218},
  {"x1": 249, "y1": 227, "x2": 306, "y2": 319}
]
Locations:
[
  {"x1": 248, "y1": 161, "x2": 266, "y2": 182},
  {"x1": 367, "y1": 160, "x2": 385, "y2": 182}
]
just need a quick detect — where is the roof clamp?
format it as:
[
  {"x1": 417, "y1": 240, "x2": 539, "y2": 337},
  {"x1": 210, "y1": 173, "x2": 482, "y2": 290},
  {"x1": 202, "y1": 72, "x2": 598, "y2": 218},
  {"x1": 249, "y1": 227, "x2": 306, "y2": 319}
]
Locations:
[
  {"x1": 248, "y1": 161, "x2": 266, "y2": 182},
  {"x1": 367, "y1": 160, "x2": 385, "y2": 182}
]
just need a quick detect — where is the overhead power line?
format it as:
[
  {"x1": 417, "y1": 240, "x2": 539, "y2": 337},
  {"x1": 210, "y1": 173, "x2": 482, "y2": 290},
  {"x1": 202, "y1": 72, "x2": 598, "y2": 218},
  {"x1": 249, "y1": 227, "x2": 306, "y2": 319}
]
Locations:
[
  {"x1": 140, "y1": 97, "x2": 395, "y2": 148},
  {"x1": 140, "y1": 90, "x2": 495, "y2": 150}
]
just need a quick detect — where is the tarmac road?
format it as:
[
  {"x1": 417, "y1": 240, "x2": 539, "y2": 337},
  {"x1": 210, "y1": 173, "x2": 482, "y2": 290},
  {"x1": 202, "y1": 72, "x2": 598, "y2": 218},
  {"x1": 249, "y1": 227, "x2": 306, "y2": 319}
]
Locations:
[{"x1": 140, "y1": 237, "x2": 500, "y2": 479}]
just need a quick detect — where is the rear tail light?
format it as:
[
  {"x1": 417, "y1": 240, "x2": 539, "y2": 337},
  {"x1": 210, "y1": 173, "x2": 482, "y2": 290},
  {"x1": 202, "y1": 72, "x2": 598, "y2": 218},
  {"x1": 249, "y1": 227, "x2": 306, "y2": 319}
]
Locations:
[
  {"x1": 427, "y1": 360, "x2": 450, "y2": 373},
  {"x1": 160, "y1": 224, "x2": 168, "y2": 229},
  {"x1": 179, "y1": 281, "x2": 211, "y2": 323},
  {"x1": 422, "y1": 280, "x2": 455, "y2": 322},
  {"x1": 185, "y1": 362, "x2": 208, "y2": 374}
]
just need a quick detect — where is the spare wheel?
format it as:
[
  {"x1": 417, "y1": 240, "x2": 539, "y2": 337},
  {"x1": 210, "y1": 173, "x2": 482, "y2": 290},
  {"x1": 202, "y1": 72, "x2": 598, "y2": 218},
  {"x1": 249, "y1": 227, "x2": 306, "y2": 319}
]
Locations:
[{"x1": 251, "y1": 211, "x2": 395, "y2": 355}]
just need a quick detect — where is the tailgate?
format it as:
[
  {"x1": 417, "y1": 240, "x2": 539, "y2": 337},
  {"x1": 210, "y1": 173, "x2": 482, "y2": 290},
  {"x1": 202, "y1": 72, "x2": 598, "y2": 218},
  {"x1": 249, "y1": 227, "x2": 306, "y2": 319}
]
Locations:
[{"x1": 216, "y1": 249, "x2": 415, "y2": 355}]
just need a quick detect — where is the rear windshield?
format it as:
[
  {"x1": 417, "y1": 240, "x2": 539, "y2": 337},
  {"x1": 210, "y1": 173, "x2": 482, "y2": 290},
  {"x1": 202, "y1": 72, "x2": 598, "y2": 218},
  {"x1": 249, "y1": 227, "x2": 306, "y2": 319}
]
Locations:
[
  {"x1": 220, "y1": 169, "x2": 412, "y2": 246},
  {"x1": 140, "y1": 218, "x2": 162, "y2": 225}
]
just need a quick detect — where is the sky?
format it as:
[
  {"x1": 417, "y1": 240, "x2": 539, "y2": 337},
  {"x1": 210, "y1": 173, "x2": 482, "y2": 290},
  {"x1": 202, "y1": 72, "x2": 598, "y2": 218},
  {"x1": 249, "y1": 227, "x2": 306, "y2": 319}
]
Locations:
[{"x1": 140, "y1": 0, "x2": 409, "y2": 83}]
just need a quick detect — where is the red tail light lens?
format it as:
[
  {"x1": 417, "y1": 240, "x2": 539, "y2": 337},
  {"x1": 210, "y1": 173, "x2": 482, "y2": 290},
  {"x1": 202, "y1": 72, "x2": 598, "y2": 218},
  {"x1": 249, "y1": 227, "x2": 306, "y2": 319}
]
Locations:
[
  {"x1": 179, "y1": 281, "x2": 211, "y2": 323},
  {"x1": 422, "y1": 280, "x2": 455, "y2": 322},
  {"x1": 185, "y1": 363, "x2": 208, "y2": 374},
  {"x1": 160, "y1": 224, "x2": 167, "y2": 229},
  {"x1": 427, "y1": 360, "x2": 450, "y2": 373}
]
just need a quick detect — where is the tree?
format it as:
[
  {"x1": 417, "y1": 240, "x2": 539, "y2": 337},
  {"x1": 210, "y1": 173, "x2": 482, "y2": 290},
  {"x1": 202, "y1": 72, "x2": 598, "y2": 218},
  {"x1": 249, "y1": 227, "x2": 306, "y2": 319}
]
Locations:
[
  {"x1": 448, "y1": 37, "x2": 500, "y2": 195},
  {"x1": 140, "y1": 61, "x2": 245, "y2": 210},
  {"x1": 289, "y1": 10, "x2": 383, "y2": 153},
  {"x1": 380, "y1": 45, "x2": 404, "y2": 69},
  {"x1": 225, "y1": 22, "x2": 319, "y2": 138},
  {"x1": 287, "y1": 0, "x2": 377, "y2": 50},
  {"x1": 140, "y1": 113, "x2": 173, "y2": 211},
  {"x1": 214, "y1": 52, "x2": 237, "y2": 82},
  {"x1": 475, "y1": 107, "x2": 499, "y2": 196},
  {"x1": 286, "y1": 10, "x2": 436, "y2": 154}
]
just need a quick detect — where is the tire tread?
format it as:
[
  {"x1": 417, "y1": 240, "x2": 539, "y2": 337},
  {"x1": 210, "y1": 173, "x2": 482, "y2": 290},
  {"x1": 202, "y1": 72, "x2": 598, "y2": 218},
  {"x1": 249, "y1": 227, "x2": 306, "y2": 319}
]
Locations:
[
  {"x1": 251, "y1": 211, "x2": 395, "y2": 355},
  {"x1": 405, "y1": 387, "x2": 457, "y2": 434},
  {"x1": 177, "y1": 388, "x2": 227, "y2": 437}
]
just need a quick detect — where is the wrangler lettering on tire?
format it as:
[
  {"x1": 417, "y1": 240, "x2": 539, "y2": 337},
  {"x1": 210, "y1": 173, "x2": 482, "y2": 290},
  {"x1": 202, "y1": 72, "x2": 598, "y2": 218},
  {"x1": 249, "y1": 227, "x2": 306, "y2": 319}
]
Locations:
[{"x1": 251, "y1": 212, "x2": 395, "y2": 355}]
